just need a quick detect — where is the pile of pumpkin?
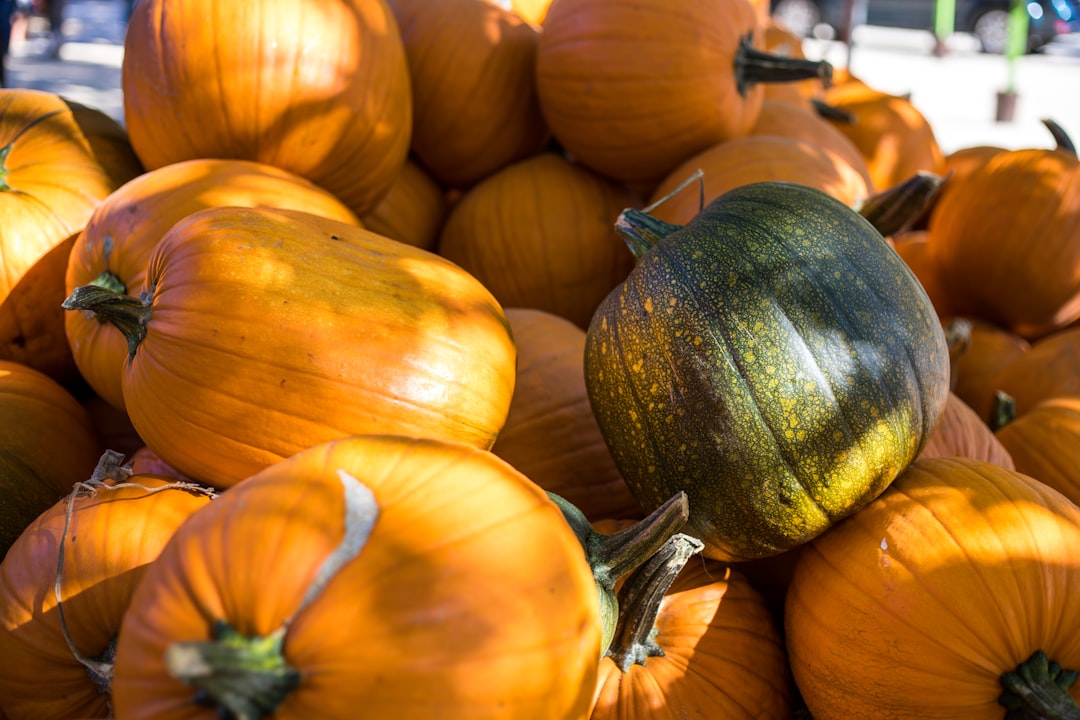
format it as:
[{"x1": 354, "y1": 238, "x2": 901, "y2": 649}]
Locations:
[{"x1": 0, "y1": 0, "x2": 1078, "y2": 717}]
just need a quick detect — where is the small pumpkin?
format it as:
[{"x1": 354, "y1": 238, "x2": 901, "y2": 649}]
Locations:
[
  {"x1": 358, "y1": 158, "x2": 448, "y2": 251},
  {"x1": 585, "y1": 181, "x2": 949, "y2": 561},
  {"x1": 111, "y1": 435, "x2": 601, "y2": 719},
  {"x1": 947, "y1": 316, "x2": 1030, "y2": 424},
  {"x1": 121, "y1": 0, "x2": 412, "y2": 216},
  {"x1": 65, "y1": 157, "x2": 361, "y2": 413},
  {"x1": 0, "y1": 453, "x2": 215, "y2": 719},
  {"x1": 785, "y1": 456, "x2": 1080, "y2": 719},
  {"x1": 917, "y1": 391, "x2": 1014, "y2": 469},
  {"x1": 63, "y1": 207, "x2": 516, "y2": 489},
  {"x1": 890, "y1": 230, "x2": 954, "y2": 319},
  {"x1": 994, "y1": 395, "x2": 1080, "y2": 506},
  {"x1": 990, "y1": 324, "x2": 1080, "y2": 418}
]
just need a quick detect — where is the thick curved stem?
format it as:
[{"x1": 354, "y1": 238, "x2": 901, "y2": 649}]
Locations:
[
  {"x1": 606, "y1": 533, "x2": 704, "y2": 673},
  {"x1": 90, "y1": 269, "x2": 127, "y2": 295},
  {"x1": 999, "y1": 650, "x2": 1080, "y2": 720},
  {"x1": 1041, "y1": 119, "x2": 1076, "y2": 155},
  {"x1": 62, "y1": 285, "x2": 151, "y2": 360},
  {"x1": 856, "y1": 172, "x2": 946, "y2": 239},
  {"x1": 734, "y1": 33, "x2": 833, "y2": 95},
  {"x1": 615, "y1": 208, "x2": 684, "y2": 259}
]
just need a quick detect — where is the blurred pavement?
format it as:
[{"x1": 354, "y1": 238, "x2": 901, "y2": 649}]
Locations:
[{"x1": 2, "y1": 0, "x2": 1078, "y2": 156}]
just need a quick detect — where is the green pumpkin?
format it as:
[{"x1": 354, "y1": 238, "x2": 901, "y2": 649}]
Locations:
[{"x1": 584, "y1": 181, "x2": 949, "y2": 562}]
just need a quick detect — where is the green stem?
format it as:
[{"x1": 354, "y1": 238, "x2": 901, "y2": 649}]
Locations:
[
  {"x1": 61, "y1": 285, "x2": 151, "y2": 360},
  {"x1": 606, "y1": 533, "x2": 704, "y2": 673},
  {"x1": 856, "y1": 172, "x2": 946, "y2": 239},
  {"x1": 547, "y1": 491, "x2": 690, "y2": 656},
  {"x1": 991, "y1": 391, "x2": 1017, "y2": 432},
  {"x1": 943, "y1": 317, "x2": 972, "y2": 392},
  {"x1": 166, "y1": 470, "x2": 380, "y2": 719},
  {"x1": 615, "y1": 208, "x2": 684, "y2": 259},
  {"x1": 91, "y1": 268, "x2": 127, "y2": 295},
  {"x1": 999, "y1": 650, "x2": 1080, "y2": 720},
  {"x1": 1041, "y1": 119, "x2": 1077, "y2": 156},
  {"x1": 734, "y1": 33, "x2": 833, "y2": 96}
]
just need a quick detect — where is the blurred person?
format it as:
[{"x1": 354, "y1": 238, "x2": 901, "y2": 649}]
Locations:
[
  {"x1": 0, "y1": 0, "x2": 11, "y2": 86},
  {"x1": 43, "y1": 0, "x2": 62, "y2": 57}
]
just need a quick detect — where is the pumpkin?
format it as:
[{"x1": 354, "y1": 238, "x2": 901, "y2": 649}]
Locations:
[
  {"x1": 917, "y1": 391, "x2": 1014, "y2": 468},
  {"x1": 0, "y1": 454, "x2": 215, "y2": 719},
  {"x1": 890, "y1": 230, "x2": 954, "y2": 319},
  {"x1": 437, "y1": 152, "x2": 638, "y2": 329},
  {"x1": 0, "y1": 360, "x2": 103, "y2": 555},
  {"x1": 759, "y1": 20, "x2": 824, "y2": 107},
  {"x1": 785, "y1": 456, "x2": 1080, "y2": 719},
  {"x1": 492, "y1": 308, "x2": 640, "y2": 521},
  {"x1": 948, "y1": 316, "x2": 1030, "y2": 424},
  {"x1": 535, "y1": 0, "x2": 831, "y2": 184},
  {"x1": 927, "y1": 128, "x2": 1080, "y2": 339},
  {"x1": 0, "y1": 232, "x2": 81, "y2": 390},
  {"x1": 646, "y1": 134, "x2": 872, "y2": 226},
  {"x1": 111, "y1": 435, "x2": 601, "y2": 719},
  {"x1": 585, "y1": 181, "x2": 950, "y2": 561},
  {"x1": 995, "y1": 396, "x2": 1080, "y2": 505},
  {"x1": 0, "y1": 89, "x2": 142, "y2": 307},
  {"x1": 990, "y1": 324, "x2": 1080, "y2": 418},
  {"x1": 358, "y1": 158, "x2": 447, "y2": 251},
  {"x1": 64, "y1": 157, "x2": 361, "y2": 413},
  {"x1": 821, "y1": 80, "x2": 946, "y2": 192},
  {"x1": 388, "y1": 0, "x2": 548, "y2": 189},
  {"x1": 63, "y1": 206, "x2": 516, "y2": 489},
  {"x1": 121, "y1": 0, "x2": 412, "y2": 216},
  {"x1": 591, "y1": 541, "x2": 792, "y2": 719}
]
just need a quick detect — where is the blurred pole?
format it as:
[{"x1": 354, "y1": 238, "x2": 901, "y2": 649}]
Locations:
[
  {"x1": 933, "y1": 0, "x2": 956, "y2": 56},
  {"x1": 996, "y1": 0, "x2": 1029, "y2": 121},
  {"x1": 838, "y1": 0, "x2": 868, "y2": 69}
]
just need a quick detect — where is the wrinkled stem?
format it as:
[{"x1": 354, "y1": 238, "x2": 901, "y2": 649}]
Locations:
[
  {"x1": 856, "y1": 172, "x2": 946, "y2": 239},
  {"x1": 991, "y1": 391, "x2": 1017, "y2": 432},
  {"x1": 735, "y1": 33, "x2": 833, "y2": 95},
  {"x1": 606, "y1": 533, "x2": 704, "y2": 673},
  {"x1": 615, "y1": 208, "x2": 684, "y2": 259},
  {"x1": 999, "y1": 650, "x2": 1080, "y2": 719},
  {"x1": 943, "y1": 317, "x2": 973, "y2": 392},
  {"x1": 62, "y1": 285, "x2": 151, "y2": 360}
]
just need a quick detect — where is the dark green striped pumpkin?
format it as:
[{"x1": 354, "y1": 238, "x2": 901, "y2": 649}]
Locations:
[{"x1": 584, "y1": 181, "x2": 949, "y2": 561}]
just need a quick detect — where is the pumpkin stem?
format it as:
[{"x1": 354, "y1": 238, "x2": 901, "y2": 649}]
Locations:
[
  {"x1": 1041, "y1": 119, "x2": 1077, "y2": 156},
  {"x1": 855, "y1": 171, "x2": 946, "y2": 239},
  {"x1": 734, "y1": 33, "x2": 833, "y2": 96},
  {"x1": 90, "y1": 269, "x2": 127, "y2": 296},
  {"x1": 990, "y1": 391, "x2": 1017, "y2": 432},
  {"x1": 615, "y1": 208, "x2": 684, "y2": 258},
  {"x1": 943, "y1": 317, "x2": 973, "y2": 392},
  {"x1": 62, "y1": 284, "x2": 151, "y2": 360},
  {"x1": 999, "y1": 650, "x2": 1080, "y2": 720},
  {"x1": 165, "y1": 470, "x2": 379, "y2": 719},
  {"x1": 606, "y1": 532, "x2": 704, "y2": 673},
  {"x1": 547, "y1": 491, "x2": 690, "y2": 655},
  {"x1": 811, "y1": 98, "x2": 856, "y2": 124}
]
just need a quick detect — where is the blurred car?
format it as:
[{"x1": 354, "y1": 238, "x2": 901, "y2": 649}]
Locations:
[{"x1": 770, "y1": 0, "x2": 1080, "y2": 53}]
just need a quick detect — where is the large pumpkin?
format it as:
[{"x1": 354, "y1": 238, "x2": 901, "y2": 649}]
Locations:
[
  {"x1": 111, "y1": 435, "x2": 601, "y2": 719},
  {"x1": 63, "y1": 207, "x2": 516, "y2": 489},
  {"x1": 0, "y1": 457, "x2": 214, "y2": 719},
  {"x1": 994, "y1": 396, "x2": 1080, "y2": 506},
  {"x1": 64, "y1": 157, "x2": 362, "y2": 413},
  {"x1": 585, "y1": 182, "x2": 950, "y2": 561},
  {"x1": 990, "y1": 324, "x2": 1080, "y2": 418},
  {"x1": 785, "y1": 456, "x2": 1080, "y2": 719},
  {"x1": 121, "y1": 0, "x2": 412, "y2": 216},
  {"x1": 0, "y1": 89, "x2": 142, "y2": 306}
]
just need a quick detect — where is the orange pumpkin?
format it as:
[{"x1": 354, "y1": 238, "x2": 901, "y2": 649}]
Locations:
[
  {"x1": 111, "y1": 435, "x2": 601, "y2": 719},
  {"x1": 917, "y1": 391, "x2": 1014, "y2": 468},
  {"x1": 63, "y1": 207, "x2": 516, "y2": 489},
  {"x1": 647, "y1": 134, "x2": 871, "y2": 226},
  {"x1": 359, "y1": 158, "x2": 447, "y2": 251},
  {"x1": 65, "y1": 157, "x2": 361, "y2": 413},
  {"x1": 510, "y1": 0, "x2": 554, "y2": 25},
  {"x1": 437, "y1": 152, "x2": 637, "y2": 329},
  {"x1": 121, "y1": 0, "x2": 412, "y2": 216},
  {"x1": 535, "y1": 0, "x2": 830, "y2": 184},
  {"x1": 949, "y1": 316, "x2": 1031, "y2": 424},
  {"x1": 0, "y1": 456, "x2": 214, "y2": 719},
  {"x1": 995, "y1": 396, "x2": 1080, "y2": 505},
  {"x1": 991, "y1": 325, "x2": 1080, "y2": 418},
  {"x1": 891, "y1": 230, "x2": 954, "y2": 319},
  {"x1": 0, "y1": 89, "x2": 142, "y2": 307},
  {"x1": 786, "y1": 456, "x2": 1080, "y2": 718},
  {"x1": 492, "y1": 309, "x2": 639, "y2": 521},
  {"x1": 389, "y1": 0, "x2": 548, "y2": 189}
]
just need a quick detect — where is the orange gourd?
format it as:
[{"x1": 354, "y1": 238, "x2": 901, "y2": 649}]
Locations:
[
  {"x1": 121, "y1": 0, "x2": 412, "y2": 216},
  {"x1": 948, "y1": 316, "x2": 1030, "y2": 424},
  {"x1": 786, "y1": 456, "x2": 1080, "y2": 719},
  {"x1": 63, "y1": 207, "x2": 516, "y2": 489},
  {"x1": 388, "y1": 0, "x2": 548, "y2": 189},
  {"x1": 64, "y1": 157, "x2": 361, "y2": 413},
  {"x1": 991, "y1": 325, "x2": 1080, "y2": 418},
  {"x1": 111, "y1": 435, "x2": 601, "y2": 719},
  {"x1": 995, "y1": 396, "x2": 1080, "y2": 505},
  {"x1": 492, "y1": 309, "x2": 640, "y2": 521},
  {"x1": 891, "y1": 230, "x2": 954, "y2": 319},
  {"x1": 437, "y1": 152, "x2": 637, "y2": 329},
  {"x1": 359, "y1": 158, "x2": 447, "y2": 251},
  {"x1": 916, "y1": 391, "x2": 1014, "y2": 468}
]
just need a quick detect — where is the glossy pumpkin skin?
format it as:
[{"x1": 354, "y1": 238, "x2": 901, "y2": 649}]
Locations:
[
  {"x1": 917, "y1": 391, "x2": 1014, "y2": 468},
  {"x1": 785, "y1": 456, "x2": 1080, "y2": 719},
  {"x1": 388, "y1": 0, "x2": 548, "y2": 189},
  {"x1": 591, "y1": 562, "x2": 791, "y2": 720},
  {"x1": 492, "y1": 309, "x2": 640, "y2": 521},
  {"x1": 995, "y1": 396, "x2": 1080, "y2": 505},
  {"x1": 0, "y1": 89, "x2": 142, "y2": 305},
  {"x1": 0, "y1": 475, "x2": 213, "y2": 719},
  {"x1": 437, "y1": 152, "x2": 637, "y2": 329},
  {"x1": 359, "y1": 158, "x2": 447, "y2": 251},
  {"x1": 64, "y1": 157, "x2": 361, "y2": 413},
  {"x1": 122, "y1": 0, "x2": 412, "y2": 216},
  {"x1": 111, "y1": 435, "x2": 601, "y2": 720},
  {"x1": 106, "y1": 207, "x2": 515, "y2": 489},
  {"x1": 585, "y1": 182, "x2": 950, "y2": 561},
  {"x1": 647, "y1": 134, "x2": 871, "y2": 226},
  {"x1": 928, "y1": 145, "x2": 1080, "y2": 339}
]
